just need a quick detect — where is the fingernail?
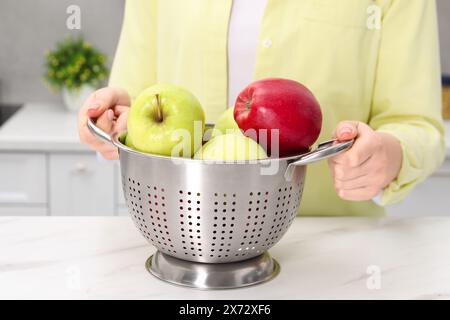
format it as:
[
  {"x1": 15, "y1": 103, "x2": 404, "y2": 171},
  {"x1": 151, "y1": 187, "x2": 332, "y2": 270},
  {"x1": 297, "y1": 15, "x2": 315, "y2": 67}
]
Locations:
[
  {"x1": 339, "y1": 128, "x2": 352, "y2": 137},
  {"x1": 107, "y1": 109, "x2": 115, "y2": 121},
  {"x1": 87, "y1": 108, "x2": 99, "y2": 117},
  {"x1": 89, "y1": 103, "x2": 100, "y2": 112}
]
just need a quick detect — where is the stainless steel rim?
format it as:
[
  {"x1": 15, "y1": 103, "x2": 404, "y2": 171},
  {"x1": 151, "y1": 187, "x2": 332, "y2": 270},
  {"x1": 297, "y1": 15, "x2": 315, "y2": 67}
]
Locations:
[
  {"x1": 87, "y1": 117, "x2": 354, "y2": 166},
  {"x1": 146, "y1": 250, "x2": 280, "y2": 290}
]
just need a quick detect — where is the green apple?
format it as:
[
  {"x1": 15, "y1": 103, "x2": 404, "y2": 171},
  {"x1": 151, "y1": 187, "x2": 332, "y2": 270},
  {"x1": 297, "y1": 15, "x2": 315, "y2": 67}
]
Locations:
[
  {"x1": 124, "y1": 134, "x2": 136, "y2": 149},
  {"x1": 127, "y1": 84, "x2": 205, "y2": 157},
  {"x1": 194, "y1": 133, "x2": 268, "y2": 161},
  {"x1": 118, "y1": 133, "x2": 136, "y2": 149},
  {"x1": 211, "y1": 107, "x2": 240, "y2": 138}
]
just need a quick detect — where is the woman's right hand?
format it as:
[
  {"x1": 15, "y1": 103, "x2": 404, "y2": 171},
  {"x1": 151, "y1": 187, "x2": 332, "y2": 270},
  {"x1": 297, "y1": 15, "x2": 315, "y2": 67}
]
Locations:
[{"x1": 78, "y1": 87, "x2": 131, "y2": 160}]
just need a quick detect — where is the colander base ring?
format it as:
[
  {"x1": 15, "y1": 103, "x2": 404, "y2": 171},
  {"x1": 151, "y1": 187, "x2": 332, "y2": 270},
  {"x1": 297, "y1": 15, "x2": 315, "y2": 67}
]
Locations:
[{"x1": 146, "y1": 250, "x2": 280, "y2": 290}]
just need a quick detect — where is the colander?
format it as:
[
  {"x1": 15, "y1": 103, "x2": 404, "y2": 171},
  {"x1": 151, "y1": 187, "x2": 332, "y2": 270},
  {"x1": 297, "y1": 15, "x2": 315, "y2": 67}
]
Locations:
[{"x1": 87, "y1": 118, "x2": 353, "y2": 289}]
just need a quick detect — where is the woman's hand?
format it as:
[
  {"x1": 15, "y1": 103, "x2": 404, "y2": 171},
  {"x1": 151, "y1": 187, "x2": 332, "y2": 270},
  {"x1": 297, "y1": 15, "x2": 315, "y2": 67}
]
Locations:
[
  {"x1": 78, "y1": 87, "x2": 131, "y2": 160},
  {"x1": 328, "y1": 121, "x2": 403, "y2": 201}
]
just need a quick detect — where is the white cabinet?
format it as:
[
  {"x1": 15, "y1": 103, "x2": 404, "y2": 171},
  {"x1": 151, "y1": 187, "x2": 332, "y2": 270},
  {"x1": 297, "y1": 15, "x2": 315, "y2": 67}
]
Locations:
[
  {"x1": 117, "y1": 206, "x2": 130, "y2": 216},
  {"x1": 115, "y1": 164, "x2": 129, "y2": 216},
  {"x1": 115, "y1": 164, "x2": 125, "y2": 206},
  {"x1": 0, "y1": 206, "x2": 47, "y2": 216},
  {"x1": 0, "y1": 153, "x2": 48, "y2": 216},
  {"x1": 0, "y1": 104, "x2": 123, "y2": 216},
  {"x1": 0, "y1": 151, "x2": 120, "y2": 216},
  {"x1": 49, "y1": 154, "x2": 115, "y2": 216},
  {"x1": 1, "y1": 150, "x2": 449, "y2": 217},
  {"x1": 387, "y1": 159, "x2": 450, "y2": 217},
  {"x1": 0, "y1": 153, "x2": 47, "y2": 204}
]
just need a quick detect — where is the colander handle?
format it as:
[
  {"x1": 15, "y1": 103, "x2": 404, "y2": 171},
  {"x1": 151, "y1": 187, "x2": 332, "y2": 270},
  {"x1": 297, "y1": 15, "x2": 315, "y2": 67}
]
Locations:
[
  {"x1": 86, "y1": 117, "x2": 113, "y2": 144},
  {"x1": 284, "y1": 139, "x2": 354, "y2": 181}
]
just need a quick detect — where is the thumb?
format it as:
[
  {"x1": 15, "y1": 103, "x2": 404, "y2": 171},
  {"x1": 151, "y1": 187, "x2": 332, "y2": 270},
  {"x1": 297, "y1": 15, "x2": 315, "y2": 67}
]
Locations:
[{"x1": 335, "y1": 121, "x2": 359, "y2": 141}]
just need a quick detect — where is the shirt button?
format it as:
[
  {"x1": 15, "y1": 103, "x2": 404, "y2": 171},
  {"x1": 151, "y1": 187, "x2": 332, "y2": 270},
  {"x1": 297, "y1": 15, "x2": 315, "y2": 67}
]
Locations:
[{"x1": 262, "y1": 38, "x2": 272, "y2": 48}]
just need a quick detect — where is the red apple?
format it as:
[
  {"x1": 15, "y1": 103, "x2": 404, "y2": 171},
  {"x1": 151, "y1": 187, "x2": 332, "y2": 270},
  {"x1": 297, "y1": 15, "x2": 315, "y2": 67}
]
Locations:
[{"x1": 234, "y1": 78, "x2": 322, "y2": 157}]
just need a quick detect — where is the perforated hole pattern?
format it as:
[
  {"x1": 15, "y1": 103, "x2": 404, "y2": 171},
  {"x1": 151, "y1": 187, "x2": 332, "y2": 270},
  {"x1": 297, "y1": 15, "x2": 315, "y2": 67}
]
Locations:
[{"x1": 123, "y1": 175, "x2": 304, "y2": 263}]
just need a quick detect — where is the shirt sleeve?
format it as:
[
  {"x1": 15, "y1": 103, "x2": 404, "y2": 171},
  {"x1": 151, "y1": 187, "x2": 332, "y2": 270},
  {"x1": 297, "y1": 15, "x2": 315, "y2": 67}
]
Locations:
[
  {"x1": 108, "y1": 0, "x2": 157, "y2": 101},
  {"x1": 369, "y1": 0, "x2": 445, "y2": 205}
]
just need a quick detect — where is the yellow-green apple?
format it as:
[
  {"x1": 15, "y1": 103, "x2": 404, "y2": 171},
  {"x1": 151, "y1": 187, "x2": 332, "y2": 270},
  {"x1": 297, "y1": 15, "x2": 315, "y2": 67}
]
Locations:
[
  {"x1": 211, "y1": 107, "x2": 240, "y2": 138},
  {"x1": 234, "y1": 78, "x2": 322, "y2": 157},
  {"x1": 194, "y1": 133, "x2": 267, "y2": 161},
  {"x1": 127, "y1": 84, "x2": 205, "y2": 157},
  {"x1": 124, "y1": 134, "x2": 136, "y2": 150}
]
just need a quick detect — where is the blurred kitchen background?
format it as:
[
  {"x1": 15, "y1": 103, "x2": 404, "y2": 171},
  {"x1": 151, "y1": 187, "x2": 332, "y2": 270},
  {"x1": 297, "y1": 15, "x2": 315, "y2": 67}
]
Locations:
[{"x1": 0, "y1": 0, "x2": 449, "y2": 216}]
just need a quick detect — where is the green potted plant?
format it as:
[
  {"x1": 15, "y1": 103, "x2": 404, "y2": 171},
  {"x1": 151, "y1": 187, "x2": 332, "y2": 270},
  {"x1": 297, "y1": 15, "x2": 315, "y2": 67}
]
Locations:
[{"x1": 44, "y1": 36, "x2": 109, "y2": 112}]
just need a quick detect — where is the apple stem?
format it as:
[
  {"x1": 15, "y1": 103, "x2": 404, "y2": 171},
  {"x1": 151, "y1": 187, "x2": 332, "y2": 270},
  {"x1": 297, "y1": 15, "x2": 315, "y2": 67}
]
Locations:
[
  {"x1": 245, "y1": 99, "x2": 252, "y2": 111},
  {"x1": 155, "y1": 94, "x2": 163, "y2": 122}
]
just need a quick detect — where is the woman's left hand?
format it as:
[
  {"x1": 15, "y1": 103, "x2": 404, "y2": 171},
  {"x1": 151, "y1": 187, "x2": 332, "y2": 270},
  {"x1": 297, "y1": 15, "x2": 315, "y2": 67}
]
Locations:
[{"x1": 328, "y1": 121, "x2": 403, "y2": 201}]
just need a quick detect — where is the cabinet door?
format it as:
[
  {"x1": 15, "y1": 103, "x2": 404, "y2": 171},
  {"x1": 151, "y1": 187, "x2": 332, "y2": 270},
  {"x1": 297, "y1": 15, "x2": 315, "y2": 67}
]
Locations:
[
  {"x1": 114, "y1": 163, "x2": 129, "y2": 216},
  {"x1": 0, "y1": 153, "x2": 47, "y2": 204},
  {"x1": 49, "y1": 154, "x2": 115, "y2": 216},
  {"x1": 0, "y1": 205, "x2": 47, "y2": 216},
  {"x1": 115, "y1": 163, "x2": 126, "y2": 206},
  {"x1": 387, "y1": 160, "x2": 450, "y2": 217},
  {"x1": 117, "y1": 205, "x2": 130, "y2": 216}
]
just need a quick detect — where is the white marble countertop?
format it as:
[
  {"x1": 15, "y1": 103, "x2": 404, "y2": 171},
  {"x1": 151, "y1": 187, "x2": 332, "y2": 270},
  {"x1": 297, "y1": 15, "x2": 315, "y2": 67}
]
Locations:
[
  {"x1": 1, "y1": 216, "x2": 450, "y2": 299},
  {"x1": 0, "y1": 103, "x2": 90, "y2": 152},
  {"x1": 0, "y1": 103, "x2": 449, "y2": 155}
]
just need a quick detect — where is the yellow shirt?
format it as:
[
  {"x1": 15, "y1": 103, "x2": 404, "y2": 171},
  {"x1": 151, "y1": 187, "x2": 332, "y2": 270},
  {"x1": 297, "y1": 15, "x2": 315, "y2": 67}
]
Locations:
[{"x1": 109, "y1": 0, "x2": 445, "y2": 216}]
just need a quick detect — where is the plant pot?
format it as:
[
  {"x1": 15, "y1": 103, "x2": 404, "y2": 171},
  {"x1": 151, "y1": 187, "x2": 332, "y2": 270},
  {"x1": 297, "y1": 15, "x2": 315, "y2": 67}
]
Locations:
[{"x1": 62, "y1": 85, "x2": 96, "y2": 112}]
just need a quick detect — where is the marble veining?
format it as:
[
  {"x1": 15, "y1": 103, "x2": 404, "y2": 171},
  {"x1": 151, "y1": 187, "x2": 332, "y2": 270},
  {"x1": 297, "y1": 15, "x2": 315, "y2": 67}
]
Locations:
[{"x1": 1, "y1": 216, "x2": 450, "y2": 299}]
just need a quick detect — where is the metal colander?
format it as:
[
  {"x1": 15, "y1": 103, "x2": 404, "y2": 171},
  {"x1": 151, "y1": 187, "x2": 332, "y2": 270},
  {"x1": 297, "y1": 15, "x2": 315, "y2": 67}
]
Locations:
[{"x1": 87, "y1": 119, "x2": 352, "y2": 264}]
